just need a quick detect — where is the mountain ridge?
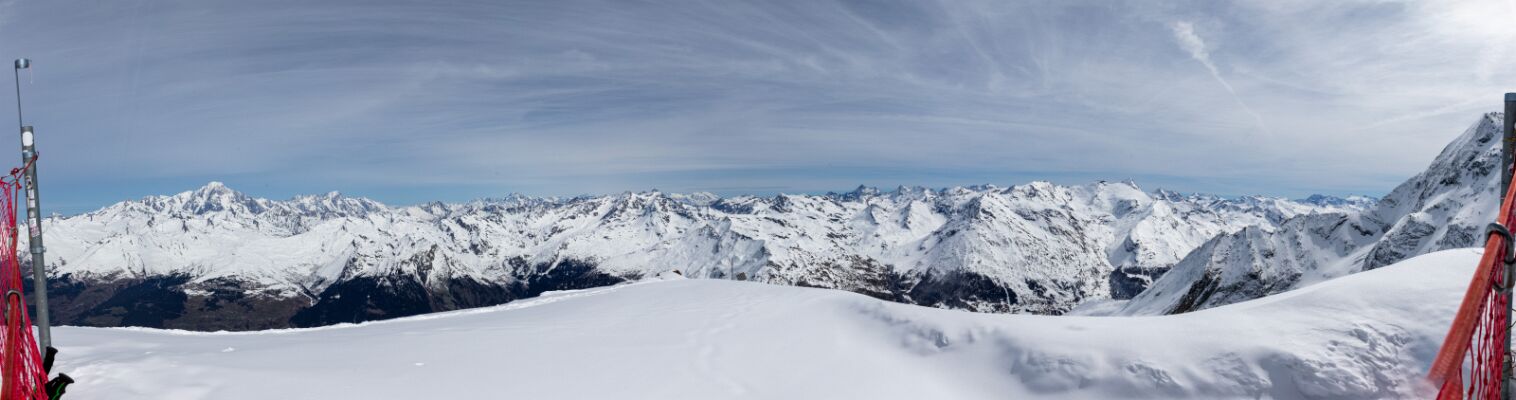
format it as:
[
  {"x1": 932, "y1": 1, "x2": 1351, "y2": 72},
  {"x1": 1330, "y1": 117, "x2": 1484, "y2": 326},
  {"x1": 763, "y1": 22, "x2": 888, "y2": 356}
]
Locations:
[{"x1": 25, "y1": 176, "x2": 1369, "y2": 329}]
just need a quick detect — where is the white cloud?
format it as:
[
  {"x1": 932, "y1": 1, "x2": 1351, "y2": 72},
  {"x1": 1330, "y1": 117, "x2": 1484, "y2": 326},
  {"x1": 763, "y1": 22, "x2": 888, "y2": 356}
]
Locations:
[{"x1": 4, "y1": 0, "x2": 1515, "y2": 210}]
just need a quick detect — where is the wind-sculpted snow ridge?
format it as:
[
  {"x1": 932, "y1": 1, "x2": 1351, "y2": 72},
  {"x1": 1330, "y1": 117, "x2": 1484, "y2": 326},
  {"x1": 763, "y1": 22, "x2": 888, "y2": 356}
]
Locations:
[
  {"x1": 55, "y1": 249, "x2": 1473, "y2": 399},
  {"x1": 25, "y1": 176, "x2": 1364, "y2": 329},
  {"x1": 1125, "y1": 112, "x2": 1504, "y2": 315}
]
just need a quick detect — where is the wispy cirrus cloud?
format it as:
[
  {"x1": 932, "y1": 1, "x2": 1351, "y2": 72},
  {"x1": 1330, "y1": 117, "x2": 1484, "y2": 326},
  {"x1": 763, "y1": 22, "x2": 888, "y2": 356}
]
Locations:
[{"x1": 0, "y1": 0, "x2": 1510, "y2": 213}]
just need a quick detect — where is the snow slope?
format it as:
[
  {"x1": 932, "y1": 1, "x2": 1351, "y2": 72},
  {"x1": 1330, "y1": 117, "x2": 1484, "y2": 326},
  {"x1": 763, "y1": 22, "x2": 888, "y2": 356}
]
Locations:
[{"x1": 52, "y1": 249, "x2": 1474, "y2": 399}]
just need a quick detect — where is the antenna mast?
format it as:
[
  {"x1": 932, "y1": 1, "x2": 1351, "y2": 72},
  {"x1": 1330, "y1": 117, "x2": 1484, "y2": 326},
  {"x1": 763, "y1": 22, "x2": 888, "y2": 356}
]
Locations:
[{"x1": 13, "y1": 58, "x2": 49, "y2": 353}]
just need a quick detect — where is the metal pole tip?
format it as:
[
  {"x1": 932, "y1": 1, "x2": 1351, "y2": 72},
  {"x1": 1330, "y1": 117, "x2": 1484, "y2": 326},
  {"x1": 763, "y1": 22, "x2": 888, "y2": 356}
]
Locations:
[{"x1": 13, "y1": 59, "x2": 27, "y2": 69}]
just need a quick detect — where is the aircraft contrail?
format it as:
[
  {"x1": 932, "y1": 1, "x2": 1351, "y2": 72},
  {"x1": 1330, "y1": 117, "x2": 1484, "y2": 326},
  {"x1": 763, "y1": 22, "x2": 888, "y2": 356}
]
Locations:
[{"x1": 1171, "y1": 21, "x2": 1270, "y2": 135}]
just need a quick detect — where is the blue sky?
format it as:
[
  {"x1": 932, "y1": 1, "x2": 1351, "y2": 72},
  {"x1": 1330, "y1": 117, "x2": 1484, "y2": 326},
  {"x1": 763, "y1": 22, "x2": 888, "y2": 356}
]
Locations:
[{"x1": 1, "y1": 0, "x2": 1513, "y2": 214}]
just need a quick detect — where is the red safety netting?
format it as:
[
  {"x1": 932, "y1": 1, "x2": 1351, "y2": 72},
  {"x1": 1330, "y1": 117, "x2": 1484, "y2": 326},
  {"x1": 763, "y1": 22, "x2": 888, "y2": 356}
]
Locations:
[
  {"x1": 1428, "y1": 169, "x2": 1516, "y2": 399},
  {"x1": 0, "y1": 160, "x2": 48, "y2": 400}
]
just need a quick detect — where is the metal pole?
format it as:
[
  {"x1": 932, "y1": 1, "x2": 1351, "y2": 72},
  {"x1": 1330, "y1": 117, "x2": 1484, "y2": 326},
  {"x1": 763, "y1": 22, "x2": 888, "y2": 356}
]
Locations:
[
  {"x1": 1502, "y1": 92, "x2": 1516, "y2": 400},
  {"x1": 13, "y1": 59, "x2": 48, "y2": 353},
  {"x1": 1504, "y1": 93, "x2": 1515, "y2": 199}
]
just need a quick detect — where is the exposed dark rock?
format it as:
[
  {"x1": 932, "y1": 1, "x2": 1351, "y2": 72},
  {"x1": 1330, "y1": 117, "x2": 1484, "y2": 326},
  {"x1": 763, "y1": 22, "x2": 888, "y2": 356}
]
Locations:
[
  {"x1": 904, "y1": 270, "x2": 1022, "y2": 313},
  {"x1": 1109, "y1": 265, "x2": 1165, "y2": 300},
  {"x1": 36, "y1": 257, "x2": 632, "y2": 331}
]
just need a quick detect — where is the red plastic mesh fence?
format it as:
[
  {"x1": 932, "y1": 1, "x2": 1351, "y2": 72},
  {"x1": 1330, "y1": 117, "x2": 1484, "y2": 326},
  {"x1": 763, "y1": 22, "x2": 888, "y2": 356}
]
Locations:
[
  {"x1": 1429, "y1": 170, "x2": 1516, "y2": 400},
  {"x1": 0, "y1": 167, "x2": 48, "y2": 400}
]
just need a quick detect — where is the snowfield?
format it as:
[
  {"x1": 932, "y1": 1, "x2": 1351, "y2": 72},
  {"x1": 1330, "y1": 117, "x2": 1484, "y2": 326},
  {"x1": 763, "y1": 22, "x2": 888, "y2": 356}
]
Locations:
[{"x1": 54, "y1": 249, "x2": 1475, "y2": 399}]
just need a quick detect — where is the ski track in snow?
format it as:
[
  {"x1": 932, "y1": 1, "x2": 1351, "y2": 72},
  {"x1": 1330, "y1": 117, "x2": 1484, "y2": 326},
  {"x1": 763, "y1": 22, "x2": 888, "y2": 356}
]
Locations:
[{"x1": 51, "y1": 249, "x2": 1473, "y2": 399}]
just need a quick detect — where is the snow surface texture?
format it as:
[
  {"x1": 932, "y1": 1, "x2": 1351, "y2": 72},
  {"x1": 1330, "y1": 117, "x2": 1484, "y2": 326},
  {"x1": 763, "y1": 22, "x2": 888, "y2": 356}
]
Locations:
[
  {"x1": 27, "y1": 177, "x2": 1366, "y2": 322},
  {"x1": 54, "y1": 249, "x2": 1474, "y2": 399},
  {"x1": 1124, "y1": 113, "x2": 1505, "y2": 315}
]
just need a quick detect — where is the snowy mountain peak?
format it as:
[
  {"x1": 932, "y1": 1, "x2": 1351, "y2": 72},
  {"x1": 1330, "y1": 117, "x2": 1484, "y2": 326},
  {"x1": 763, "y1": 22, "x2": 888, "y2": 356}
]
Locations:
[
  {"x1": 1298, "y1": 194, "x2": 1377, "y2": 209},
  {"x1": 191, "y1": 181, "x2": 238, "y2": 198},
  {"x1": 829, "y1": 185, "x2": 881, "y2": 201},
  {"x1": 289, "y1": 191, "x2": 387, "y2": 219},
  {"x1": 1151, "y1": 188, "x2": 1186, "y2": 202},
  {"x1": 1090, "y1": 179, "x2": 1142, "y2": 190},
  {"x1": 169, "y1": 181, "x2": 262, "y2": 215},
  {"x1": 667, "y1": 191, "x2": 720, "y2": 206},
  {"x1": 1124, "y1": 112, "x2": 1503, "y2": 315}
]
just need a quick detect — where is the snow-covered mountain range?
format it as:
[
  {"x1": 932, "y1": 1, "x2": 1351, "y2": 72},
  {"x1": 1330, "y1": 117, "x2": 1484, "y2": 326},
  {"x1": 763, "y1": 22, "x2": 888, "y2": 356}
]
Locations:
[
  {"x1": 35, "y1": 112, "x2": 1501, "y2": 330},
  {"x1": 27, "y1": 174, "x2": 1371, "y2": 329},
  {"x1": 1122, "y1": 112, "x2": 1506, "y2": 315}
]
